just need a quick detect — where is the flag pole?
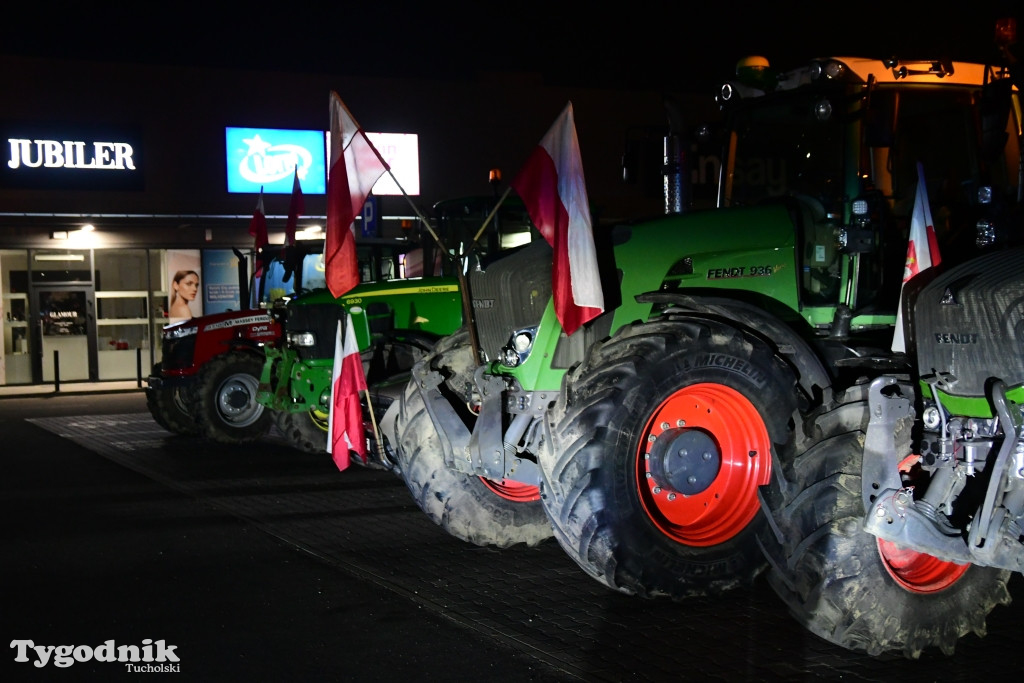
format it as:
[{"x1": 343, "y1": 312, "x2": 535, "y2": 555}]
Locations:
[
  {"x1": 358, "y1": 133, "x2": 452, "y2": 257},
  {"x1": 361, "y1": 387, "x2": 385, "y2": 466},
  {"x1": 469, "y1": 185, "x2": 512, "y2": 250},
  {"x1": 359, "y1": 133, "x2": 485, "y2": 365}
]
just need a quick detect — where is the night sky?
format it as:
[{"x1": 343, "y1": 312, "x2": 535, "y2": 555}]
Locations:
[{"x1": 3, "y1": 3, "x2": 1022, "y2": 93}]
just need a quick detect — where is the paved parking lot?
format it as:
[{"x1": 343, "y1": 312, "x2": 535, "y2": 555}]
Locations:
[{"x1": 7, "y1": 393, "x2": 1024, "y2": 681}]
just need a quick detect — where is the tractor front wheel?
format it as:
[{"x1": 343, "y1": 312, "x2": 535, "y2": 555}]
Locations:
[
  {"x1": 539, "y1": 317, "x2": 798, "y2": 597},
  {"x1": 759, "y1": 385, "x2": 1012, "y2": 657},
  {"x1": 393, "y1": 330, "x2": 551, "y2": 547},
  {"x1": 193, "y1": 352, "x2": 272, "y2": 445},
  {"x1": 276, "y1": 407, "x2": 330, "y2": 453}
]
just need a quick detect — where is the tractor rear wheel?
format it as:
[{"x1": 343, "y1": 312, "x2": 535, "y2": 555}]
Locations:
[
  {"x1": 759, "y1": 385, "x2": 1012, "y2": 657},
  {"x1": 194, "y1": 351, "x2": 272, "y2": 445},
  {"x1": 539, "y1": 317, "x2": 798, "y2": 597},
  {"x1": 146, "y1": 363, "x2": 199, "y2": 435},
  {"x1": 393, "y1": 330, "x2": 552, "y2": 547}
]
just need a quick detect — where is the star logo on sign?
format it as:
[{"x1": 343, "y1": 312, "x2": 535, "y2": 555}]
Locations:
[{"x1": 242, "y1": 134, "x2": 273, "y2": 156}]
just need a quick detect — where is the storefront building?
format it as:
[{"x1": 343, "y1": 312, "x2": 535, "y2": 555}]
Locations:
[
  {"x1": 1, "y1": 56, "x2": 327, "y2": 385},
  {"x1": 0, "y1": 53, "x2": 710, "y2": 386}
]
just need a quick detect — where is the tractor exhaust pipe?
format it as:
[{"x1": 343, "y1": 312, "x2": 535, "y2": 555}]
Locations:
[{"x1": 663, "y1": 133, "x2": 689, "y2": 215}]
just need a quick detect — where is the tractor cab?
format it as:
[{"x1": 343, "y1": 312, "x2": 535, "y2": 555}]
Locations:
[{"x1": 715, "y1": 54, "x2": 1021, "y2": 327}]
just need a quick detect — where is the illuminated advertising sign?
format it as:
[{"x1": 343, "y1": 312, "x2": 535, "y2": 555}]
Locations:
[
  {"x1": 365, "y1": 132, "x2": 419, "y2": 196},
  {"x1": 225, "y1": 127, "x2": 326, "y2": 194},
  {"x1": 0, "y1": 121, "x2": 143, "y2": 190},
  {"x1": 322, "y1": 131, "x2": 420, "y2": 196},
  {"x1": 227, "y1": 127, "x2": 419, "y2": 196}
]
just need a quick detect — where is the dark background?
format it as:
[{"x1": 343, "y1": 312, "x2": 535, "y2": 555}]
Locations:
[{"x1": 3, "y1": 3, "x2": 1021, "y2": 92}]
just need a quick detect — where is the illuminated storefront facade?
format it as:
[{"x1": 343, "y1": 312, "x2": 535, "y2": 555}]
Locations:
[{"x1": 0, "y1": 53, "x2": 707, "y2": 386}]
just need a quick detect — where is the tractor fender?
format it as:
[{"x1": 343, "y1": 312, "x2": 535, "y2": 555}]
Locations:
[{"x1": 636, "y1": 291, "x2": 831, "y2": 405}]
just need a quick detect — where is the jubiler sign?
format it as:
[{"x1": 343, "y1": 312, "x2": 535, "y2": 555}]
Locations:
[
  {"x1": 7, "y1": 138, "x2": 136, "y2": 170},
  {"x1": 0, "y1": 122, "x2": 143, "y2": 190}
]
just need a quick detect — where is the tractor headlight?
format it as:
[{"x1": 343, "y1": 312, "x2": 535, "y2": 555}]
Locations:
[
  {"x1": 166, "y1": 324, "x2": 198, "y2": 339},
  {"x1": 288, "y1": 331, "x2": 316, "y2": 347},
  {"x1": 499, "y1": 328, "x2": 537, "y2": 368}
]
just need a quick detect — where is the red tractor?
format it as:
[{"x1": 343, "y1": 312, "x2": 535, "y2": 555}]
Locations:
[{"x1": 146, "y1": 242, "x2": 320, "y2": 444}]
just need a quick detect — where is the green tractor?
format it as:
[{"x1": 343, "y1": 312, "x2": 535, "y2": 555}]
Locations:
[
  {"x1": 382, "y1": 47, "x2": 1022, "y2": 613},
  {"x1": 257, "y1": 194, "x2": 537, "y2": 458},
  {"x1": 759, "y1": 242, "x2": 1024, "y2": 658}
]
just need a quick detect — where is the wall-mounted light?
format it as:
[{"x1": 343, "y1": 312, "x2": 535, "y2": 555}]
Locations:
[
  {"x1": 296, "y1": 224, "x2": 324, "y2": 240},
  {"x1": 35, "y1": 253, "x2": 86, "y2": 261}
]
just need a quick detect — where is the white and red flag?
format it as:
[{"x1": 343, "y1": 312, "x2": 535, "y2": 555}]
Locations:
[
  {"x1": 326, "y1": 312, "x2": 368, "y2": 471},
  {"x1": 892, "y1": 162, "x2": 943, "y2": 352},
  {"x1": 284, "y1": 166, "x2": 305, "y2": 246},
  {"x1": 510, "y1": 102, "x2": 604, "y2": 336},
  {"x1": 248, "y1": 188, "x2": 268, "y2": 251},
  {"x1": 325, "y1": 92, "x2": 389, "y2": 297}
]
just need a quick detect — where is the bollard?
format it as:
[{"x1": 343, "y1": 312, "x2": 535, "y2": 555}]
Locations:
[
  {"x1": 136, "y1": 347, "x2": 143, "y2": 388},
  {"x1": 53, "y1": 349, "x2": 60, "y2": 392}
]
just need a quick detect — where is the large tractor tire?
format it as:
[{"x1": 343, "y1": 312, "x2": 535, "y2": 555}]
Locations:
[
  {"x1": 539, "y1": 317, "x2": 798, "y2": 598},
  {"x1": 193, "y1": 351, "x2": 272, "y2": 445},
  {"x1": 759, "y1": 384, "x2": 1013, "y2": 658},
  {"x1": 146, "y1": 362, "x2": 199, "y2": 435},
  {"x1": 393, "y1": 330, "x2": 552, "y2": 548},
  {"x1": 275, "y1": 407, "x2": 329, "y2": 453}
]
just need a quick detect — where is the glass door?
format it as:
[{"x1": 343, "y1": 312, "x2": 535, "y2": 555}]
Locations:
[{"x1": 35, "y1": 286, "x2": 97, "y2": 382}]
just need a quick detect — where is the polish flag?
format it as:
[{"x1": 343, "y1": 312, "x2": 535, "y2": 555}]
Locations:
[
  {"x1": 325, "y1": 92, "x2": 389, "y2": 298},
  {"x1": 248, "y1": 188, "x2": 268, "y2": 251},
  {"x1": 326, "y1": 313, "x2": 368, "y2": 471},
  {"x1": 511, "y1": 102, "x2": 604, "y2": 336},
  {"x1": 892, "y1": 162, "x2": 943, "y2": 352},
  {"x1": 284, "y1": 167, "x2": 305, "y2": 246}
]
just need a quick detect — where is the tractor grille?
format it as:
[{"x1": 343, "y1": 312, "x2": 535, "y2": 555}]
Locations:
[
  {"x1": 469, "y1": 241, "x2": 553, "y2": 362},
  {"x1": 161, "y1": 333, "x2": 196, "y2": 371},
  {"x1": 913, "y1": 247, "x2": 1024, "y2": 397},
  {"x1": 287, "y1": 302, "x2": 345, "y2": 361}
]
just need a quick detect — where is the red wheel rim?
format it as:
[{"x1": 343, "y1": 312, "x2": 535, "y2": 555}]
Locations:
[
  {"x1": 635, "y1": 383, "x2": 770, "y2": 547},
  {"x1": 480, "y1": 477, "x2": 541, "y2": 502},
  {"x1": 877, "y1": 538, "x2": 969, "y2": 593}
]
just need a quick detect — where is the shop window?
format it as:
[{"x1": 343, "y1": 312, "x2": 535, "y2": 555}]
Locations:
[
  {"x1": 95, "y1": 249, "x2": 151, "y2": 379},
  {"x1": 1, "y1": 250, "x2": 31, "y2": 384}
]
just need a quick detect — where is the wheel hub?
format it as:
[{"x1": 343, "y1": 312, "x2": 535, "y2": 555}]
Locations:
[
  {"x1": 636, "y1": 382, "x2": 772, "y2": 547},
  {"x1": 221, "y1": 382, "x2": 252, "y2": 414},
  {"x1": 648, "y1": 428, "x2": 720, "y2": 495},
  {"x1": 216, "y1": 373, "x2": 263, "y2": 426}
]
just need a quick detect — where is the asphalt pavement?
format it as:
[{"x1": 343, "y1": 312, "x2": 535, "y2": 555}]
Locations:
[
  {"x1": 4, "y1": 386, "x2": 1024, "y2": 682},
  {"x1": 2, "y1": 389, "x2": 568, "y2": 682}
]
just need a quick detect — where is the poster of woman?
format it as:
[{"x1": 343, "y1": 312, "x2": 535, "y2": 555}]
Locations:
[{"x1": 165, "y1": 249, "x2": 203, "y2": 323}]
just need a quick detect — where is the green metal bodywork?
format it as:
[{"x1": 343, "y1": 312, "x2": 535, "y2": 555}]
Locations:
[
  {"x1": 921, "y1": 381, "x2": 1024, "y2": 420},
  {"x1": 497, "y1": 203, "x2": 896, "y2": 392},
  {"x1": 257, "y1": 277, "x2": 462, "y2": 414}
]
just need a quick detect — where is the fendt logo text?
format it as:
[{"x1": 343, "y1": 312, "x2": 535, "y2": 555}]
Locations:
[{"x1": 11, "y1": 639, "x2": 180, "y2": 671}]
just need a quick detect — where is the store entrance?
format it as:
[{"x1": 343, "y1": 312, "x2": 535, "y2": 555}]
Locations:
[{"x1": 34, "y1": 286, "x2": 97, "y2": 382}]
